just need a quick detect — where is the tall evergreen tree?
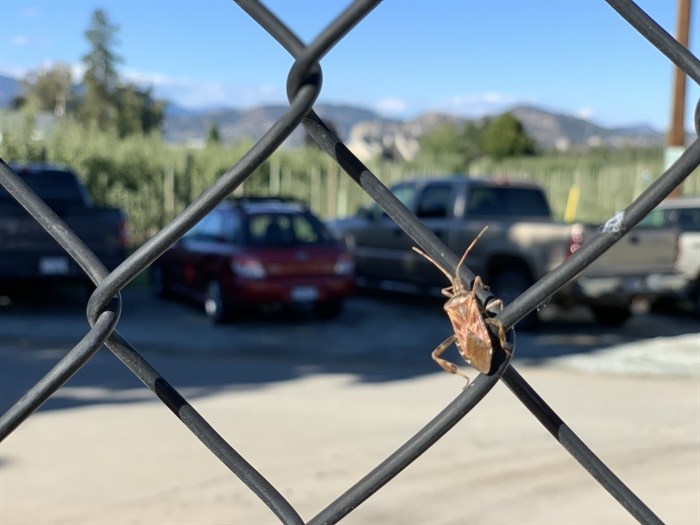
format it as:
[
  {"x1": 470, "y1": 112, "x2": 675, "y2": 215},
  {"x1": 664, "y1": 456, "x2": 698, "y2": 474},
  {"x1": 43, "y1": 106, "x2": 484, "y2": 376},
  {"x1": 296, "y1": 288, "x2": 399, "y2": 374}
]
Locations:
[{"x1": 81, "y1": 9, "x2": 122, "y2": 130}]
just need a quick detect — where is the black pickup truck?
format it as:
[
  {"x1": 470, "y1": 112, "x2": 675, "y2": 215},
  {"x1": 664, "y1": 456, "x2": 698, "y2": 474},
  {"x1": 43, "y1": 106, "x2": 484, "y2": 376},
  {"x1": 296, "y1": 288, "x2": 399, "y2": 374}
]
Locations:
[{"x1": 0, "y1": 163, "x2": 127, "y2": 291}]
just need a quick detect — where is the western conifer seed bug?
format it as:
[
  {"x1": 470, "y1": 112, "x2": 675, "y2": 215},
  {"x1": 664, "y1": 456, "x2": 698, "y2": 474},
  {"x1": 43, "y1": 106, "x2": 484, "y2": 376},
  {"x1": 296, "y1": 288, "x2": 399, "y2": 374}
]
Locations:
[{"x1": 413, "y1": 226, "x2": 507, "y2": 384}]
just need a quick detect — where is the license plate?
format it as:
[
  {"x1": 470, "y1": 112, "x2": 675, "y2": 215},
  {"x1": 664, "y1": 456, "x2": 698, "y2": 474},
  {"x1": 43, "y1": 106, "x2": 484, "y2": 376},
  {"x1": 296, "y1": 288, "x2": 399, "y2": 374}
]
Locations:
[
  {"x1": 39, "y1": 256, "x2": 70, "y2": 275},
  {"x1": 291, "y1": 286, "x2": 318, "y2": 302}
]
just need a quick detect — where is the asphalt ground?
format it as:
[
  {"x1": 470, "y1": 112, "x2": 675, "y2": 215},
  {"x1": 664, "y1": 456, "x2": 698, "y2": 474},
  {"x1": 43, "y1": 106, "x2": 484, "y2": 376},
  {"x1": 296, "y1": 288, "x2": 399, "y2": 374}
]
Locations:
[{"x1": 1, "y1": 285, "x2": 698, "y2": 524}]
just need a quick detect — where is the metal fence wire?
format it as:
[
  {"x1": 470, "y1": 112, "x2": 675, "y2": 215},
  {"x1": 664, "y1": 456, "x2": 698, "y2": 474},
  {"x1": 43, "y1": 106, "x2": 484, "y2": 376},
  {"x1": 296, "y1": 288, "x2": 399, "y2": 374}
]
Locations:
[{"x1": 1, "y1": 0, "x2": 699, "y2": 523}]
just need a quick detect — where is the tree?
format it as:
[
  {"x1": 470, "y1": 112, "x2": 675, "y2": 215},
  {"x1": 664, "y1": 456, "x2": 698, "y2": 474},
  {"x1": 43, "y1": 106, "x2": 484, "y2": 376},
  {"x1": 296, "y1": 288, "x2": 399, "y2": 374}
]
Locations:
[
  {"x1": 20, "y1": 64, "x2": 73, "y2": 115},
  {"x1": 114, "y1": 83, "x2": 141, "y2": 137},
  {"x1": 12, "y1": 64, "x2": 72, "y2": 114},
  {"x1": 207, "y1": 121, "x2": 221, "y2": 144},
  {"x1": 138, "y1": 86, "x2": 164, "y2": 135},
  {"x1": 114, "y1": 83, "x2": 164, "y2": 137},
  {"x1": 81, "y1": 8, "x2": 122, "y2": 130},
  {"x1": 482, "y1": 113, "x2": 537, "y2": 160},
  {"x1": 417, "y1": 121, "x2": 485, "y2": 172}
]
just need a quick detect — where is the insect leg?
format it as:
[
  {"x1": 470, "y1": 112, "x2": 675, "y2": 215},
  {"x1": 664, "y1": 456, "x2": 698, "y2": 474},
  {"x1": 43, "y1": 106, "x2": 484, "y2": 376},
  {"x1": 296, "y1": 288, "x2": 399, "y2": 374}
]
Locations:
[
  {"x1": 441, "y1": 286, "x2": 454, "y2": 298},
  {"x1": 485, "y1": 298, "x2": 504, "y2": 315},
  {"x1": 485, "y1": 317, "x2": 510, "y2": 357},
  {"x1": 432, "y1": 334, "x2": 471, "y2": 382}
]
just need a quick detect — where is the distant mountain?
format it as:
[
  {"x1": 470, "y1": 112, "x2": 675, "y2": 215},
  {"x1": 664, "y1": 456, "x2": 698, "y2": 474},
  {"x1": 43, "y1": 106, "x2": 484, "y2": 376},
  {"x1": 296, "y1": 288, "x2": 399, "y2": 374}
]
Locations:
[
  {"x1": 0, "y1": 71, "x2": 665, "y2": 149},
  {"x1": 0, "y1": 74, "x2": 22, "y2": 107},
  {"x1": 510, "y1": 105, "x2": 664, "y2": 149},
  {"x1": 162, "y1": 103, "x2": 388, "y2": 146}
]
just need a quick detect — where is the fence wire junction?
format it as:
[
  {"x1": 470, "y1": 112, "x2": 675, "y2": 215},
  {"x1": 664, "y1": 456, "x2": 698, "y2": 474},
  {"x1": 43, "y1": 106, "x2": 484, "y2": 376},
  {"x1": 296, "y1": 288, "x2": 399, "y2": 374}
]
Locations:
[{"x1": 1, "y1": 0, "x2": 700, "y2": 523}]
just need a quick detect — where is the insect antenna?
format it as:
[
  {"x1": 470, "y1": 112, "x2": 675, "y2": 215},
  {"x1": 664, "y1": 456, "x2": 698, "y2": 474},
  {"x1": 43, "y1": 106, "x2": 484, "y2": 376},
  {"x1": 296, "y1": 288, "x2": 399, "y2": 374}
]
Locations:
[
  {"x1": 454, "y1": 226, "x2": 489, "y2": 288},
  {"x1": 412, "y1": 246, "x2": 453, "y2": 281}
]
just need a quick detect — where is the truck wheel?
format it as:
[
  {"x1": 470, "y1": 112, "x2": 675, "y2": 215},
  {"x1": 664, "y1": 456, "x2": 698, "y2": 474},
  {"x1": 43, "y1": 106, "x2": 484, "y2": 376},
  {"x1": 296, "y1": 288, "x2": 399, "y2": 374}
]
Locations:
[
  {"x1": 693, "y1": 280, "x2": 700, "y2": 317},
  {"x1": 204, "y1": 280, "x2": 229, "y2": 324},
  {"x1": 590, "y1": 304, "x2": 632, "y2": 327},
  {"x1": 490, "y1": 269, "x2": 539, "y2": 331}
]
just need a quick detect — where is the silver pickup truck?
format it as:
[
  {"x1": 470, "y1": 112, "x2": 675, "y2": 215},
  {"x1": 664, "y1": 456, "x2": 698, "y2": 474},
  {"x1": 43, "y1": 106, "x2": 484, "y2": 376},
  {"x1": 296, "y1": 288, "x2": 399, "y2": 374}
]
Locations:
[
  {"x1": 328, "y1": 175, "x2": 685, "y2": 328},
  {"x1": 641, "y1": 196, "x2": 700, "y2": 312}
]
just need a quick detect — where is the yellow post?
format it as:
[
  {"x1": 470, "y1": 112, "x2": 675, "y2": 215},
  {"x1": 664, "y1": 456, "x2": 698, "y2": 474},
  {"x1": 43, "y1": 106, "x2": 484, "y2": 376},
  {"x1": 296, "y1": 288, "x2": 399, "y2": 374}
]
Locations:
[{"x1": 564, "y1": 185, "x2": 580, "y2": 223}]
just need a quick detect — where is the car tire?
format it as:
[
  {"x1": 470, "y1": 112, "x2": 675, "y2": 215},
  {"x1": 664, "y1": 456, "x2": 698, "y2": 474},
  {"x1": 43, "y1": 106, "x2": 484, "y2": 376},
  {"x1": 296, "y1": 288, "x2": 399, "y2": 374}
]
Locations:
[
  {"x1": 590, "y1": 304, "x2": 632, "y2": 327},
  {"x1": 317, "y1": 299, "x2": 344, "y2": 319},
  {"x1": 151, "y1": 265, "x2": 171, "y2": 299},
  {"x1": 490, "y1": 269, "x2": 539, "y2": 331},
  {"x1": 693, "y1": 279, "x2": 700, "y2": 317},
  {"x1": 204, "y1": 280, "x2": 229, "y2": 324}
]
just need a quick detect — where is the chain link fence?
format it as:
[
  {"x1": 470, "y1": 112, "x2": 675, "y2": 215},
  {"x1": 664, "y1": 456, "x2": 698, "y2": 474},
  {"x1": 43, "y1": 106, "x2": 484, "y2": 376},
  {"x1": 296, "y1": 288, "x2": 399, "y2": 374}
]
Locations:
[{"x1": 1, "y1": 0, "x2": 699, "y2": 523}]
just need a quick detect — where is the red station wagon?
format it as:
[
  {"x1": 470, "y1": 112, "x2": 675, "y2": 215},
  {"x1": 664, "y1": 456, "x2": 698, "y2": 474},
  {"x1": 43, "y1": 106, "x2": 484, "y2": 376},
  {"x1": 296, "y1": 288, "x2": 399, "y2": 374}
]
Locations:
[{"x1": 151, "y1": 198, "x2": 355, "y2": 322}]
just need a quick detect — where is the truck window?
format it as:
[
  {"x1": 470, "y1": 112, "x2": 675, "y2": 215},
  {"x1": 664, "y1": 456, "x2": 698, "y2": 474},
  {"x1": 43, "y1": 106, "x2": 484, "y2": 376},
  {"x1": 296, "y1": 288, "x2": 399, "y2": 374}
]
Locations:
[
  {"x1": 415, "y1": 183, "x2": 453, "y2": 219},
  {"x1": 366, "y1": 183, "x2": 415, "y2": 219},
  {"x1": 466, "y1": 186, "x2": 551, "y2": 217},
  {"x1": 0, "y1": 167, "x2": 89, "y2": 207},
  {"x1": 672, "y1": 208, "x2": 700, "y2": 232},
  {"x1": 638, "y1": 209, "x2": 666, "y2": 228}
]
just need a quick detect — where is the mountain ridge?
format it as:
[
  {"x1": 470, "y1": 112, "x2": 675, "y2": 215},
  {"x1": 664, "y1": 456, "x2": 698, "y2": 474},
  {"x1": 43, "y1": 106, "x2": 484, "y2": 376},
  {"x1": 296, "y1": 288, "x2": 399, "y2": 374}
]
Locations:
[{"x1": 0, "y1": 73, "x2": 664, "y2": 149}]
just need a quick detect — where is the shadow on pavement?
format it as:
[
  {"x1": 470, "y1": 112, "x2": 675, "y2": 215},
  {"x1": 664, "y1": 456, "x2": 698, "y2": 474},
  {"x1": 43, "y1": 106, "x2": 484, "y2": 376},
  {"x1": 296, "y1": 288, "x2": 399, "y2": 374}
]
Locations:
[{"x1": 1, "y1": 284, "x2": 698, "y2": 415}]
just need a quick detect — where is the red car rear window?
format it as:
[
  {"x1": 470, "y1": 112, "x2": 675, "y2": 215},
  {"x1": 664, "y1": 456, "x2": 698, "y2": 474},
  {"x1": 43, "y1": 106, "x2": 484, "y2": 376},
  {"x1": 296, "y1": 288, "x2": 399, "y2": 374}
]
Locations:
[{"x1": 244, "y1": 213, "x2": 334, "y2": 247}]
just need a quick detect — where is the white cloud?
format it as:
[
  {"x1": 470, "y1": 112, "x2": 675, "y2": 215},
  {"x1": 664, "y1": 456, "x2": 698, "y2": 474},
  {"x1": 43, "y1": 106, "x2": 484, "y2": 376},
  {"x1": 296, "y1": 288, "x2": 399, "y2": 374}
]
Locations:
[
  {"x1": 123, "y1": 68, "x2": 173, "y2": 87},
  {"x1": 2, "y1": 62, "x2": 285, "y2": 109},
  {"x1": 0, "y1": 65, "x2": 30, "y2": 78},
  {"x1": 481, "y1": 92, "x2": 510, "y2": 104},
  {"x1": 70, "y1": 62, "x2": 85, "y2": 80},
  {"x1": 21, "y1": 7, "x2": 40, "y2": 18},
  {"x1": 575, "y1": 107, "x2": 594, "y2": 120},
  {"x1": 445, "y1": 92, "x2": 518, "y2": 110},
  {"x1": 433, "y1": 91, "x2": 527, "y2": 119},
  {"x1": 127, "y1": 70, "x2": 285, "y2": 109},
  {"x1": 374, "y1": 97, "x2": 407, "y2": 115},
  {"x1": 259, "y1": 83, "x2": 277, "y2": 97},
  {"x1": 10, "y1": 35, "x2": 28, "y2": 47}
]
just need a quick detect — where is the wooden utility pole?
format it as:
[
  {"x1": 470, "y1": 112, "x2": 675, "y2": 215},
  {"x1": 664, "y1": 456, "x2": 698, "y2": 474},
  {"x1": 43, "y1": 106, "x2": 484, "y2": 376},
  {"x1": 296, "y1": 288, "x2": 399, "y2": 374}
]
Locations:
[
  {"x1": 666, "y1": 0, "x2": 693, "y2": 197},
  {"x1": 669, "y1": 0, "x2": 692, "y2": 146}
]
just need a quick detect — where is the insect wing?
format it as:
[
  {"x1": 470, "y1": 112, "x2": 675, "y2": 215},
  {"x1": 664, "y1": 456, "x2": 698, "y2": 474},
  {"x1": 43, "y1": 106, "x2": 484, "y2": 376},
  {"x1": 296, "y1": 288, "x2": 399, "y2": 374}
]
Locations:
[
  {"x1": 445, "y1": 293, "x2": 493, "y2": 374},
  {"x1": 463, "y1": 332, "x2": 493, "y2": 374}
]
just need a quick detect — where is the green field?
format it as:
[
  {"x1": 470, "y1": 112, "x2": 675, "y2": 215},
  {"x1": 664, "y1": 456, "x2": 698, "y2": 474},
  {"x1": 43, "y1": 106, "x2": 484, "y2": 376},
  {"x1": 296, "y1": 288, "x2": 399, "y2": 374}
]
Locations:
[{"x1": 1, "y1": 116, "x2": 698, "y2": 244}]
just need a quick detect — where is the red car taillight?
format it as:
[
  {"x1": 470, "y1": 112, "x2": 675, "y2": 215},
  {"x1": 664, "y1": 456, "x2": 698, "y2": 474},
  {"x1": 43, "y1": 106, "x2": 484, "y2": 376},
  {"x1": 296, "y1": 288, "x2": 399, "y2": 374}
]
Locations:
[
  {"x1": 567, "y1": 223, "x2": 584, "y2": 258},
  {"x1": 118, "y1": 216, "x2": 128, "y2": 249},
  {"x1": 334, "y1": 252, "x2": 355, "y2": 275}
]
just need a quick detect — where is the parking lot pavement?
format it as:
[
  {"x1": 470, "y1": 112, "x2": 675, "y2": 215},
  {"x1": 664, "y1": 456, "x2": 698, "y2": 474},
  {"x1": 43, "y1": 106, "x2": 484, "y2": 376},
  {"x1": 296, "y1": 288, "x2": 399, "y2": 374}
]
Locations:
[
  {"x1": 1, "y1": 284, "x2": 698, "y2": 375},
  {"x1": 0, "y1": 285, "x2": 698, "y2": 524}
]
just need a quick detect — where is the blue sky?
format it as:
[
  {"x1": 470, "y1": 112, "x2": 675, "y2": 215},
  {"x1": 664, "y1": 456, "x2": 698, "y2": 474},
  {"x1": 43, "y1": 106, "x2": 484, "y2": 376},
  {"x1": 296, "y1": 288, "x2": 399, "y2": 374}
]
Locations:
[{"x1": 1, "y1": 0, "x2": 698, "y2": 131}]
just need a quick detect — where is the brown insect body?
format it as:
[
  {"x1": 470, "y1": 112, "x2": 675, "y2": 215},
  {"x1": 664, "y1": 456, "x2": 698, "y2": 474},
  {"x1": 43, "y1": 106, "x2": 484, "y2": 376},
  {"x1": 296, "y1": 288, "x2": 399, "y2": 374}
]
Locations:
[
  {"x1": 444, "y1": 281, "x2": 493, "y2": 374},
  {"x1": 413, "y1": 226, "x2": 506, "y2": 382}
]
